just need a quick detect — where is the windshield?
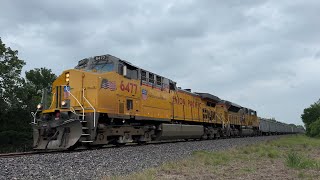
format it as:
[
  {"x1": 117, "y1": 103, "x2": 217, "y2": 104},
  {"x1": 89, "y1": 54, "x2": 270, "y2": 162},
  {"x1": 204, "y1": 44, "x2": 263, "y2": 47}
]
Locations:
[
  {"x1": 75, "y1": 59, "x2": 115, "y2": 73},
  {"x1": 91, "y1": 63, "x2": 114, "y2": 72}
]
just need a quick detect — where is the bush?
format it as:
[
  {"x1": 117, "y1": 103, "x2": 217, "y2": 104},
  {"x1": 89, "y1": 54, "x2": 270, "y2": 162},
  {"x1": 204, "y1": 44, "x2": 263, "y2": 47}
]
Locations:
[
  {"x1": 309, "y1": 118, "x2": 320, "y2": 137},
  {"x1": 0, "y1": 130, "x2": 32, "y2": 152},
  {"x1": 301, "y1": 100, "x2": 320, "y2": 135}
]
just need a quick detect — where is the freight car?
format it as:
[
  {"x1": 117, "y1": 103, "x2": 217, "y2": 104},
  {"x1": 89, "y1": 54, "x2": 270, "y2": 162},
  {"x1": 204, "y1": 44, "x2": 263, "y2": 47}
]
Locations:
[
  {"x1": 259, "y1": 118, "x2": 303, "y2": 135},
  {"x1": 31, "y1": 54, "x2": 301, "y2": 150}
]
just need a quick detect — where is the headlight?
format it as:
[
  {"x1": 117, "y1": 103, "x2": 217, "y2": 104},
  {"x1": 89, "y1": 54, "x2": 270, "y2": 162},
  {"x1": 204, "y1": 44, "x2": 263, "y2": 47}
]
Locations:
[
  {"x1": 37, "y1": 104, "x2": 42, "y2": 109},
  {"x1": 61, "y1": 100, "x2": 67, "y2": 106},
  {"x1": 65, "y1": 73, "x2": 70, "y2": 82}
]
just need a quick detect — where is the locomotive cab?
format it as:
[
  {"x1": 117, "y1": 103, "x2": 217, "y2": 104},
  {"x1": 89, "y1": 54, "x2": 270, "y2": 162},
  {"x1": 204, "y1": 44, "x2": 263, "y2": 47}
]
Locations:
[{"x1": 32, "y1": 55, "x2": 125, "y2": 150}]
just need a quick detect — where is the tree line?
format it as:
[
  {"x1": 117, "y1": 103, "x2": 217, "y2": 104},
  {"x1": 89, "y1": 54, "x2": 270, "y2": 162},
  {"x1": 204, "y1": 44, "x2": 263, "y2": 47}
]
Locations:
[
  {"x1": 0, "y1": 38, "x2": 56, "y2": 152},
  {"x1": 301, "y1": 100, "x2": 320, "y2": 137}
]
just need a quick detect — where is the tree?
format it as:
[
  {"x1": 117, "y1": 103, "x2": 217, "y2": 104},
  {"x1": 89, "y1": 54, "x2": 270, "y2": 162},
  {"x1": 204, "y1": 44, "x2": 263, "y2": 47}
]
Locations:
[
  {"x1": 23, "y1": 68, "x2": 57, "y2": 114},
  {"x1": 0, "y1": 37, "x2": 57, "y2": 152},
  {"x1": 25, "y1": 67, "x2": 57, "y2": 92},
  {"x1": 301, "y1": 99, "x2": 320, "y2": 136},
  {"x1": 309, "y1": 117, "x2": 320, "y2": 137},
  {"x1": 0, "y1": 38, "x2": 26, "y2": 130},
  {"x1": 0, "y1": 38, "x2": 26, "y2": 109}
]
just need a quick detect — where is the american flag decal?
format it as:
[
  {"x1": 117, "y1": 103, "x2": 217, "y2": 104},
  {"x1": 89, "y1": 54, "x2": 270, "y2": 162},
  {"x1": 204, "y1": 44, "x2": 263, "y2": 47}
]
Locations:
[
  {"x1": 101, "y1": 79, "x2": 117, "y2": 91},
  {"x1": 64, "y1": 86, "x2": 71, "y2": 98},
  {"x1": 142, "y1": 89, "x2": 148, "y2": 100}
]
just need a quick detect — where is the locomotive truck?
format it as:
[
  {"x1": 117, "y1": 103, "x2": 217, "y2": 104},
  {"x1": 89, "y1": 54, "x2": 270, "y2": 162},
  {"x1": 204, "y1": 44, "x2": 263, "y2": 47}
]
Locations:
[{"x1": 31, "y1": 54, "x2": 301, "y2": 150}]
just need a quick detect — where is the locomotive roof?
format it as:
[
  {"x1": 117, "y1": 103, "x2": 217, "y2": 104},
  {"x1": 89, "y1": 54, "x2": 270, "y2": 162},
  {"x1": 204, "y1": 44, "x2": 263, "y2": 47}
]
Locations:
[
  {"x1": 221, "y1": 100, "x2": 242, "y2": 109},
  {"x1": 195, "y1": 92, "x2": 221, "y2": 102},
  {"x1": 76, "y1": 54, "x2": 177, "y2": 84}
]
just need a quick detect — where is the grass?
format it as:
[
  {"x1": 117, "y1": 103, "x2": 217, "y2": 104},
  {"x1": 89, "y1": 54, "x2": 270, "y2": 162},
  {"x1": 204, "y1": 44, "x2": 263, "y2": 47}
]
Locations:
[
  {"x1": 192, "y1": 150, "x2": 231, "y2": 165},
  {"x1": 106, "y1": 135, "x2": 320, "y2": 180},
  {"x1": 286, "y1": 151, "x2": 320, "y2": 170}
]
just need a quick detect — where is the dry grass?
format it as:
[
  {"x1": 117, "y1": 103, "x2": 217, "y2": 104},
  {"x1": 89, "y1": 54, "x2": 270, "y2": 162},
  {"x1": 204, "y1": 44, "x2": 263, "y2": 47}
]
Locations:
[{"x1": 104, "y1": 135, "x2": 320, "y2": 180}]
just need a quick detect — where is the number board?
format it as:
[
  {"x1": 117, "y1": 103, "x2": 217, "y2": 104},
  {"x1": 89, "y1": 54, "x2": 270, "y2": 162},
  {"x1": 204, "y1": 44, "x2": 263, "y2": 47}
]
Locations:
[{"x1": 94, "y1": 55, "x2": 108, "y2": 61}]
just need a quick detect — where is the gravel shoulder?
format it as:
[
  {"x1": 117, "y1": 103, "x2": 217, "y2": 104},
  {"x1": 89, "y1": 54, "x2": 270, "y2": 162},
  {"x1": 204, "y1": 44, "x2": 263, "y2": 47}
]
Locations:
[{"x1": 0, "y1": 136, "x2": 281, "y2": 180}]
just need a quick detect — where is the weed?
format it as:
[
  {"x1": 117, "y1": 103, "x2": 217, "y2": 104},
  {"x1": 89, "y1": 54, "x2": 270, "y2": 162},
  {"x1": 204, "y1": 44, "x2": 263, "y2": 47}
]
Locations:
[
  {"x1": 286, "y1": 151, "x2": 320, "y2": 170},
  {"x1": 286, "y1": 151, "x2": 303, "y2": 169}
]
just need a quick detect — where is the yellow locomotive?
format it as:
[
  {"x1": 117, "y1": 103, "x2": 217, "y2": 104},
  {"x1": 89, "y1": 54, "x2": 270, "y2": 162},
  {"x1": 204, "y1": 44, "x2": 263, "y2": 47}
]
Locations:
[{"x1": 32, "y1": 54, "x2": 259, "y2": 150}]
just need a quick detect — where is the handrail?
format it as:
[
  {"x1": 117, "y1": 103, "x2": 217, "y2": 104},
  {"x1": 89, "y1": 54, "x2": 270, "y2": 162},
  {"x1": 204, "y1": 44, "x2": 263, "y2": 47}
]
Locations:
[
  {"x1": 31, "y1": 110, "x2": 39, "y2": 124},
  {"x1": 70, "y1": 107, "x2": 77, "y2": 115},
  {"x1": 82, "y1": 88, "x2": 96, "y2": 128},
  {"x1": 215, "y1": 113, "x2": 226, "y2": 128},
  {"x1": 66, "y1": 87, "x2": 85, "y2": 120}
]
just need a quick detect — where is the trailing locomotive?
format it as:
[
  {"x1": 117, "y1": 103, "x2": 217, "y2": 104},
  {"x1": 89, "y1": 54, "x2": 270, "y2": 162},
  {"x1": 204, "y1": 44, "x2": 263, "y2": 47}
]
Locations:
[{"x1": 31, "y1": 54, "x2": 301, "y2": 150}]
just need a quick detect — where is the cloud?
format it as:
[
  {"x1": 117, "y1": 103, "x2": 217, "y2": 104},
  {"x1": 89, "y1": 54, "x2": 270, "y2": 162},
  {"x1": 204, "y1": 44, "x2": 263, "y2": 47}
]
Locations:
[{"x1": 1, "y1": 0, "x2": 319, "y2": 125}]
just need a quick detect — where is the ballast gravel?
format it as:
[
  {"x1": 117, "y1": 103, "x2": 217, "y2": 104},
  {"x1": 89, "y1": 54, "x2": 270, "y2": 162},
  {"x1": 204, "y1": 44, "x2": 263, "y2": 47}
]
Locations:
[{"x1": 0, "y1": 136, "x2": 281, "y2": 180}]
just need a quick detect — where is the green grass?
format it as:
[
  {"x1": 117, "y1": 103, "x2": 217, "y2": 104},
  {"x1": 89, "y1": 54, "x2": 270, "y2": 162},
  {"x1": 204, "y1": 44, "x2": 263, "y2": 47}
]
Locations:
[
  {"x1": 192, "y1": 150, "x2": 231, "y2": 165},
  {"x1": 286, "y1": 151, "x2": 320, "y2": 170},
  {"x1": 240, "y1": 144, "x2": 280, "y2": 158},
  {"x1": 270, "y1": 135, "x2": 320, "y2": 148}
]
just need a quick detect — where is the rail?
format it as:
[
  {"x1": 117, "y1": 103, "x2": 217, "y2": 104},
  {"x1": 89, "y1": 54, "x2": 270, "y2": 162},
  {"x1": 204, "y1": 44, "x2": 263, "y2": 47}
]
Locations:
[
  {"x1": 66, "y1": 87, "x2": 85, "y2": 120},
  {"x1": 82, "y1": 88, "x2": 96, "y2": 128}
]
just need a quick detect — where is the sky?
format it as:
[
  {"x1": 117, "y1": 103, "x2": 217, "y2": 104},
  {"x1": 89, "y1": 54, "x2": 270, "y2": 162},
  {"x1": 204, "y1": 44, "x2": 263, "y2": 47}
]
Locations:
[{"x1": 1, "y1": 0, "x2": 320, "y2": 125}]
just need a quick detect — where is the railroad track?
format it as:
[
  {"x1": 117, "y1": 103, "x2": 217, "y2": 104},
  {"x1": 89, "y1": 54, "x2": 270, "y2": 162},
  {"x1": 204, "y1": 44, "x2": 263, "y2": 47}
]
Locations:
[
  {"x1": 0, "y1": 150, "x2": 67, "y2": 158},
  {"x1": 0, "y1": 151, "x2": 52, "y2": 158}
]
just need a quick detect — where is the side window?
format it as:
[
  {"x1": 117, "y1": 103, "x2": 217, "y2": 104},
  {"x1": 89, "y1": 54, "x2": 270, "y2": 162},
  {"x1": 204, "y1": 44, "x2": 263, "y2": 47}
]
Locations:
[
  {"x1": 141, "y1": 70, "x2": 147, "y2": 81},
  {"x1": 130, "y1": 69, "x2": 138, "y2": 79},
  {"x1": 120, "y1": 63, "x2": 138, "y2": 80},
  {"x1": 149, "y1": 73, "x2": 154, "y2": 84},
  {"x1": 156, "y1": 76, "x2": 162, "y2": 86},
  {"x1": 118, "y1": 64, "x2": 124, "y2": 75}
]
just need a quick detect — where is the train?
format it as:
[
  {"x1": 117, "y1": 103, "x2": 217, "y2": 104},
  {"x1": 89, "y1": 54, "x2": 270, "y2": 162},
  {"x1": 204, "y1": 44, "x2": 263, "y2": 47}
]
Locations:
[
  {"x1": 259, "y1": 118, "x2": 304, "y2": 135},
  {"x1": 31, "y1": 54, "x2": 304, "y2": 150}
]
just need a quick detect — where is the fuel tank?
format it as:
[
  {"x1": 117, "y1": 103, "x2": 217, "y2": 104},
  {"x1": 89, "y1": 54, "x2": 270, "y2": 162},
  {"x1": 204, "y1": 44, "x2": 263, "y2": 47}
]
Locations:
[{"x1": 157, "y1": 124, "x2": 204, "y2": 140}]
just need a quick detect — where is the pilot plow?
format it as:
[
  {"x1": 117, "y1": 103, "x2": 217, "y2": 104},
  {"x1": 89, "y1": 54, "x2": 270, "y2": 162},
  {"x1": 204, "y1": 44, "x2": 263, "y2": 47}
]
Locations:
[{"x1": 32, "y1": 119, "x2": 82, "y2": 150}]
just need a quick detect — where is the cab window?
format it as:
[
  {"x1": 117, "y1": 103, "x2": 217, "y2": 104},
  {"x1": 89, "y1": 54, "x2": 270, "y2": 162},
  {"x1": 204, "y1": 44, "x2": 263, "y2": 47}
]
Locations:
[
  {"x1": 156, "y1": 76, "x2": 162, "y2": 86},
  {"x1": 141, "y1": 70, "x2": 147, "y2": 81},
  {"x1": 149, "y1": 73, "x2": 154, "y2": 84}
]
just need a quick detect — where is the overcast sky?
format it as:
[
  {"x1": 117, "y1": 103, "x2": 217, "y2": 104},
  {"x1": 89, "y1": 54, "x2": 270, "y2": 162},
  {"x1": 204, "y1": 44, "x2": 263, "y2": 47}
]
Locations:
[{"x1": 1, "y1": 0, "x2": 320, "y2": 125}]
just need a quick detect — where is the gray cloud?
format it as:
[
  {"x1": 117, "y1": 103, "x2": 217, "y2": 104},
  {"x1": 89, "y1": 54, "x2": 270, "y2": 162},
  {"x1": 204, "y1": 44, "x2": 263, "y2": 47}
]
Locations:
[{"x1": 1, "y1": 0, "x2": 320, "y2": 125}]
